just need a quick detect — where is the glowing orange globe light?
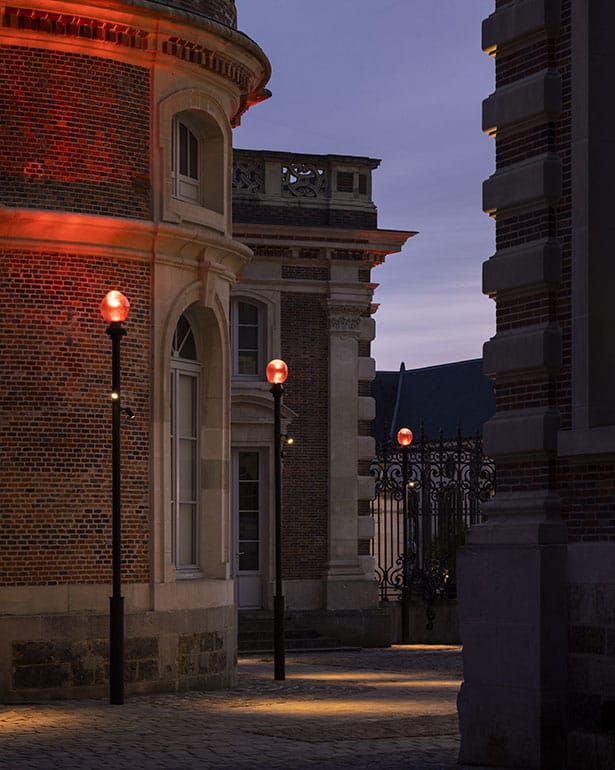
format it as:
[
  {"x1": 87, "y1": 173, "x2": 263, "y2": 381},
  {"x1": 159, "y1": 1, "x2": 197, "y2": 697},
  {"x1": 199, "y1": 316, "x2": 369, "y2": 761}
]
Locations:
[
  {"x1": 266, "y1": 359, "x2": 288, "y2": 385},
  {"x1": 397, "y1": 427, "x2": 413, "y2": 447},
  {"x1": 100, "y1": 290, "x2": 130, "y2": 324}
]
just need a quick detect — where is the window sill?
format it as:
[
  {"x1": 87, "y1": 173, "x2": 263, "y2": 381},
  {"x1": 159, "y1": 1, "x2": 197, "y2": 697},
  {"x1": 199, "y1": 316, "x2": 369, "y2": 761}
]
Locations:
[
  {"x1": 176, "y1": 568, "x2": 205, "y2": 581},
  {"x1": 166, "y1": 198, "x2": 225, "y2": 233},
  {"x1": 232, "y1": 374, "x2": 266, "y2": 383}
]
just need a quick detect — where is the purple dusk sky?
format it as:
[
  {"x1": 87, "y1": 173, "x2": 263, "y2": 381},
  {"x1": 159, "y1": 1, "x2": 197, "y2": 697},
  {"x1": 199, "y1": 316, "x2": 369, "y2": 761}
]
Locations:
[{"x1": 234, "y1": 0, "x2": 496, "y2": 372}]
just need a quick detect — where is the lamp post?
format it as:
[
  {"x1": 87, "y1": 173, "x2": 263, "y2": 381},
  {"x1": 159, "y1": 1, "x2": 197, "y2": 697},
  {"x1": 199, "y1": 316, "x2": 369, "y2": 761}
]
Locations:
[
  {"x1": 266, "y1": 358, "x2": 288, "y2": 681},
  {"x1": 397, "y1": 427, "x2": 413, "y2": 644},
  {"x1": 100, "y1": 289, "x2": 130, "y2": 705}
]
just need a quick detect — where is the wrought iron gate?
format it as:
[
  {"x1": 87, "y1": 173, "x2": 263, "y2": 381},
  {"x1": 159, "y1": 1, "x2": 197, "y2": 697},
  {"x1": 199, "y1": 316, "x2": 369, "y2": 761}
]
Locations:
[{"x1": 370, "y1": 428, "x2": 495, "y2": 627}]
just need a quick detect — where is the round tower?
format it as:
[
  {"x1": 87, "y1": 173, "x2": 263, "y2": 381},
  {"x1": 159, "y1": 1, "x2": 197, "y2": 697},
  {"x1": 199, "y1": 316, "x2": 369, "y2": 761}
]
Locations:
[{"x1": 0, "y1": 0, "x2": 269, "y2": 699}]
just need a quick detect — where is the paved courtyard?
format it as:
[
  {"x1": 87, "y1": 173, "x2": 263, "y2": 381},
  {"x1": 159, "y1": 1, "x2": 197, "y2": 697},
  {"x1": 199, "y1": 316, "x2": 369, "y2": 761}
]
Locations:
[{"x1": 0, "y1": 645, "x2": 497, "y2": 769}]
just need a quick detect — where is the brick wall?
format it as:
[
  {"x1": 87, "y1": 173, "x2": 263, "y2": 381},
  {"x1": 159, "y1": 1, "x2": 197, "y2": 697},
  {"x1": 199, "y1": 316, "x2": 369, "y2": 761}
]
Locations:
[
  {"x1": 280, "y1": 292, "x2": 329, "y2": 580},
  {"x1": 488, "y1": 1, "x2": 597, "y2": 530},
  {"x1": 281, "y1": 265, "x2": 330, "y2": 281},
  {"x1": 550, "y1": 0, "x2": 608, "y2": 538},
  {"x1": 0, "y1": 251, "x2": 151, "y2": 586},
  {"x1": 487, "y1": 0, "x2": 570, "y2": 508},
  {"x1": 0, "y1": 46, "x2": 151, "y2": 218}
]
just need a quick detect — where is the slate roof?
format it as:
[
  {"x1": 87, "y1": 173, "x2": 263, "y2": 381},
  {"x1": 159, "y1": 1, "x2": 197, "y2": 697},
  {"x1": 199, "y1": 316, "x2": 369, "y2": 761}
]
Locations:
[{"x1": 371, "y1": 359, "x2": 496, "y2": 443}]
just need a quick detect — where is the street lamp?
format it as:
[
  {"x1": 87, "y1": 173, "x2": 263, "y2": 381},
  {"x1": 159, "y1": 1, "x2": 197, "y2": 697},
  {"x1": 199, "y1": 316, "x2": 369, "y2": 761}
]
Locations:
[
  {"x1": 266, "y1": 358, "x2": 288, "y2": 681},
  {"x1": 100, "y1": 289, "x2": 130, "y2": 705},
  {"x1": 397, "y1": 427, "x2": 413, "y2": 644}
]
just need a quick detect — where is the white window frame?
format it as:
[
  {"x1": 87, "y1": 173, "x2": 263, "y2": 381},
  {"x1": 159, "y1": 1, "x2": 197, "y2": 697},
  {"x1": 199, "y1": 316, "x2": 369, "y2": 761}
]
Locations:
[
  {"x1": 231, "y1": 298, "x2": 266, "y2": 379},
  {"x1": 172, "y1": 115, "x2": 201, "y2": 204},
  {"x1": 235, "y1": 449, "x2": 262, "y2": 574},
  {"x1": 170, "y1": 317, "x2": 201, "y2": 575}
]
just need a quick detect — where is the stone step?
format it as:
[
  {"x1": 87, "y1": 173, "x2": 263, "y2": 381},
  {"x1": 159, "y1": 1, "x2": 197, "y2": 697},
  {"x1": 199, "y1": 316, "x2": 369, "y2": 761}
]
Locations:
[{"x1": 237, "y1": 611, "x2": 346, "y2": 654}]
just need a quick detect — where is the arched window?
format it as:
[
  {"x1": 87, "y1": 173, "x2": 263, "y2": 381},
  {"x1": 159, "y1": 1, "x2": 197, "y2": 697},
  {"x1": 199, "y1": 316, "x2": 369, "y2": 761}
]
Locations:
[
  {"x1": 170, "y1": 314, "x2": 200, "y2": 572},
  {"x1": 231, "y1": 299, "x2": 265, "y2": 378}
]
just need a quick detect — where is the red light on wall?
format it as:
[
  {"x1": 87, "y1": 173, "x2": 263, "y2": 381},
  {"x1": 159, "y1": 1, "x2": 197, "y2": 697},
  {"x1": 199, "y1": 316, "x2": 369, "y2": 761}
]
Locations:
[
  {"x1": 397, "y1": 428, "x2": 413, "y2": 447},
  {"x1": 100, "y1": 290, "x2": 130, "y2": 323},
  {"x1": 266, "y1": 359, "x2": 288, "y2": 385}
]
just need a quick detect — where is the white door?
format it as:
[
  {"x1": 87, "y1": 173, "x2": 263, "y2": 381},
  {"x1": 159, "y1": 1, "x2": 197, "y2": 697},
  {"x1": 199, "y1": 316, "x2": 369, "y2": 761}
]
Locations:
[{"x1": 233, "y1": 449, "x2": 264, "y2": 608}]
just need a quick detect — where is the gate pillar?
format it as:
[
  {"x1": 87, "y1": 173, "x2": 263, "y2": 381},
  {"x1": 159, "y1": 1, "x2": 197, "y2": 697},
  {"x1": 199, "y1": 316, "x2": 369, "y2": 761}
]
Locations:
[{"x1": 458, "y1": 494, "x2": 568, "y2": 769}]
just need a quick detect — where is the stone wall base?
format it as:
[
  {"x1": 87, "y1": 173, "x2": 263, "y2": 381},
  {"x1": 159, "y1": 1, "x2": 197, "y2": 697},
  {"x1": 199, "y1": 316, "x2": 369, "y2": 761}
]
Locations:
[
  {"x1": 0, "y1": 605, "x2": 236, "y2": 702},
  {"x1": 291, "y1": 607, "x2": 392, "y2": 648},
  {"x1": 389, "y1": 599, "x2": 460, "y2": 645}
]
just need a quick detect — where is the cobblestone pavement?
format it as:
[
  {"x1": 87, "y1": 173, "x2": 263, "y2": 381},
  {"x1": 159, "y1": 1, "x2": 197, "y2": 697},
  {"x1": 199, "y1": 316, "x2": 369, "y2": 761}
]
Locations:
[{"x1": 0, "y1": 645, "x2": 497, "y2": 770}]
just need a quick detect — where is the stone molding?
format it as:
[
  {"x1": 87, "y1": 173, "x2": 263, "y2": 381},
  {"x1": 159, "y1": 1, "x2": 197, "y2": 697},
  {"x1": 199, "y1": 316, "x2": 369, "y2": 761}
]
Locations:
[
  {"x1": 558, "y1": 425, "x2": 615, "y2": 458},
  {"x1": 0, "y1": 209, "x2": 252, "y2": 276},
  {"x1": 483, "y1": 237, "x2": 561, "y2": 295},
  {"x1": 232, "y1": 221, "x2": 415, "y2": 261},
  {"x1": 482, "y1": 69, "x2": 561, "y2": 134},
  {"x1": 466, "y1": 519, "x2": 567, "y2": 547},
  {"x1": 483, "y1": 406, "x2": 560, "y2": 458},
  {"x1": 483, "y1": 152, "x2": 562, "y2": 214},
  {"x1": 479, "y1": 488, "x2": 562, "y2": 519},
  {"x1": 482, "y1": 0, "x2": 561, "y2": 53},
  {"x1": 483, "y1": 322, "x2": 562, "y2": 376}
]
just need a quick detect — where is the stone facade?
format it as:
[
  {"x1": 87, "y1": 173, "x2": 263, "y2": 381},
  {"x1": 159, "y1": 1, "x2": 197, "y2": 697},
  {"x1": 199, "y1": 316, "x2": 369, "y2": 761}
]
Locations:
[
  {"x1": 230, "y1": 149, "x2": 413, "y2": 634},
  {"x1": 458, "y1": 1, "x2": 615, "y2": 767},
  {"x1": 0, "y1": 0, "x2": 269, "y2": 700}
]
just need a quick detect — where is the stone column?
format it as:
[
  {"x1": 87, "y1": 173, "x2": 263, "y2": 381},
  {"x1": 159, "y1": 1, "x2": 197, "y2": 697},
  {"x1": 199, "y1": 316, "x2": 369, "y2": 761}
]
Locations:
[{"x1": 324, "y1": 301, "x2": 378, "y2": 610}]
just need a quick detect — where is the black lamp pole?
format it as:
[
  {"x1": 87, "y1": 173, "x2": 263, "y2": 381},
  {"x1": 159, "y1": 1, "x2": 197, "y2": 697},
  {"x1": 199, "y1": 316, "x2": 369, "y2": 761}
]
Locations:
[
  {"x1": 397, "y1": 428, "x2": 413, "y2": 645},
  {"x1": 266, "y1": 358, "x2": 288, "y2": 682},
  {"x1": 108, "y1": 320, "x2": 125, "y2": 705},
  {"x1": 272, "y1": 379, "x2": 285, "y2": 681},
  {"x1": 100, "y1": 290, "x2": 130, "y2": 706},
  {"x1": 401, "y1": 442, "x2": 410, "y2": 644}
]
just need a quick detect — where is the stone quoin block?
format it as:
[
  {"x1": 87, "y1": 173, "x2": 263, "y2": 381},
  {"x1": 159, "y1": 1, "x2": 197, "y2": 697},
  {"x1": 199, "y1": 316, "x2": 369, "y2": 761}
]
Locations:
[
  {"x1": 482, "y1": 0, "x2": 561, "y2": 53},
  {"x1": 483, "y1": 238, "x2": 561, "y2": 295},
  {"x1": 482, "y1": 68, "x2": 562, "y2": 134},
  {"x1": 483, "y1": 322, "x2": 562, "y2": 375},
  {"x1": 483, "y1": 153, "x2": 562, "y2": 214}
]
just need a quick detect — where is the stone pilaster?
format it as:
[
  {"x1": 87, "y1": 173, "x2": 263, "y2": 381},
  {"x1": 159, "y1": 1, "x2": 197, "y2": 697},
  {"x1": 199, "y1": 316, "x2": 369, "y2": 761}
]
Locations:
[{"x1": 324, "y1": 301, "x2": 378, "y2": 610}]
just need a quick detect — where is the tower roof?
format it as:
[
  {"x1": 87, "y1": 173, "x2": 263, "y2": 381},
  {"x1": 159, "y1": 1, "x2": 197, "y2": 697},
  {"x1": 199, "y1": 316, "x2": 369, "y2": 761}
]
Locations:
[{"x1": 155, "y1": 0, "x2": 237, "y2": 28}]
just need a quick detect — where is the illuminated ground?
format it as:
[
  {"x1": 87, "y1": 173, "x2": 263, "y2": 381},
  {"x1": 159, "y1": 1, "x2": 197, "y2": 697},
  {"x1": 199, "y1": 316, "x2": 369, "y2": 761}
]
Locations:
[{"x1": 0, "y1": 645, "x2": 497, "y2": 769}]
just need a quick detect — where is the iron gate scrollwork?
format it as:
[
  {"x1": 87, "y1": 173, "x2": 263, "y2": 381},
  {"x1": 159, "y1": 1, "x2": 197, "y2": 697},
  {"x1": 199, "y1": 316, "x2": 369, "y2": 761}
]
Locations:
[{"x1": 370, "y1": 427, "x2": 495, "y2": 629}]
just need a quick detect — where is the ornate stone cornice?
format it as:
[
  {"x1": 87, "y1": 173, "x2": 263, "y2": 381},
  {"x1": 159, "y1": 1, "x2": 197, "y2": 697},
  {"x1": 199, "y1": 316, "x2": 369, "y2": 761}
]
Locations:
[
  {"x1": 0, "y1": 208, "x2": 252, "y2": 276},
  {"x1": 0, "y1": 4, "x2": 270, "y2": 124}
]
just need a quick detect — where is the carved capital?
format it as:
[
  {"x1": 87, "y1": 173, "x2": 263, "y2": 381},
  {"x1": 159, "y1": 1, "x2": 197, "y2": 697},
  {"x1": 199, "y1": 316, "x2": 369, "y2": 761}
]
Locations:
[{"x1": 327, "y1": 302, "x2": 365, "y2": 334}]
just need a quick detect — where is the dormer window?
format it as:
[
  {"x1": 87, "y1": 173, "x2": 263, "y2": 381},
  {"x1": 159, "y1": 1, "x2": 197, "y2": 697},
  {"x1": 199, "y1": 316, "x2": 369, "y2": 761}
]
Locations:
[{"x1": 160, "y1": 93, "x2": 228, "y2": 227}]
